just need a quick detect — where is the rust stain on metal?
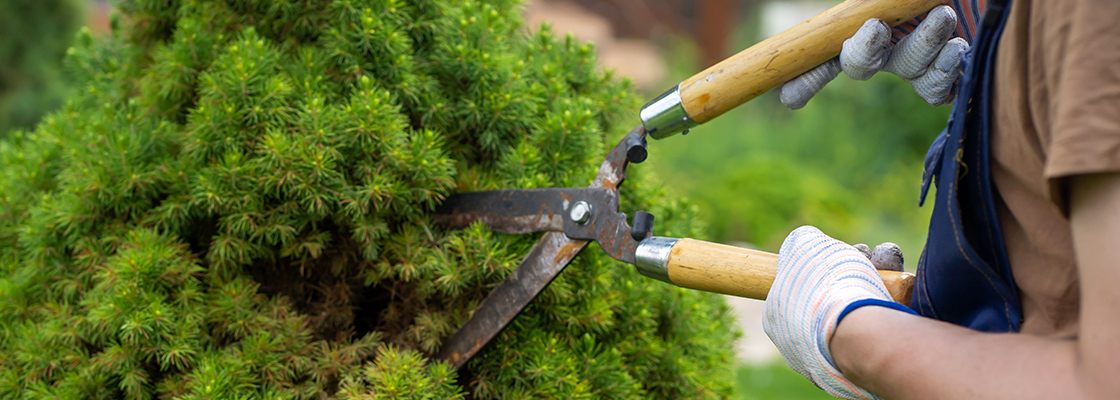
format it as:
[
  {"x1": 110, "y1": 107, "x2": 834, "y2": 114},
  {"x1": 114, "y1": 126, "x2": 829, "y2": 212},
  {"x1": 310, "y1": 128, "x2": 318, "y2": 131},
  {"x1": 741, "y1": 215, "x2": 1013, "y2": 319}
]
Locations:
[
  {"x1": 554, "y1": 242, "x2": 582, "y2": 263},
  {"x1": 434, "y1": 127, "x2": 649, "y2": 370}
]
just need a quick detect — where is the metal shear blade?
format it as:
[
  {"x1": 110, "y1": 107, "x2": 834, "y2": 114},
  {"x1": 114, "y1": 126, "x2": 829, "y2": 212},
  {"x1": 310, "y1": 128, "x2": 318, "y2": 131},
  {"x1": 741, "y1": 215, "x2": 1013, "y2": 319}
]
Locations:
[{"x1": 433, "y1": 126, "x2": 648, "y2": 369}]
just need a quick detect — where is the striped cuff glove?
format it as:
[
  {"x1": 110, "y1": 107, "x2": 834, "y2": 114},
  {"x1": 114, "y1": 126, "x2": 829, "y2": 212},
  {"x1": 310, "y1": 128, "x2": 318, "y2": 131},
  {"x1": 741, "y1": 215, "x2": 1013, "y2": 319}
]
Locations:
[
  {"x1": 780, "y1": 5, "x2": 969, "y2": 109},
  {"x1": 763, "y1": 226, "x2": 916, "y2": 399}
]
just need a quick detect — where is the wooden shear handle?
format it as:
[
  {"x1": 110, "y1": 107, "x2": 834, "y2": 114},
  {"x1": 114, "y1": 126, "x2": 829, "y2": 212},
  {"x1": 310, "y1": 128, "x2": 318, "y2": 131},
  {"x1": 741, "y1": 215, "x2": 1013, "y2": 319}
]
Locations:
[
  {"x1": 641, "y1": 0, "x2": 945, "y2": 138},
  {"x1": 637, "y1": 238, "x2": 914, "y2": 304},
  {"x1": 680, "y1": 0, "x2": 945, "y2": 124}
]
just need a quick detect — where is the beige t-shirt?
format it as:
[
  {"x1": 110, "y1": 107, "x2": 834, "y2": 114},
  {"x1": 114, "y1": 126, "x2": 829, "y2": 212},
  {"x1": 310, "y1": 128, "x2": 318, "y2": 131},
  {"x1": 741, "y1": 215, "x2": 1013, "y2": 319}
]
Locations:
[{"x1": 991, "y1": 0, "x2": 1120, "y2": 339}]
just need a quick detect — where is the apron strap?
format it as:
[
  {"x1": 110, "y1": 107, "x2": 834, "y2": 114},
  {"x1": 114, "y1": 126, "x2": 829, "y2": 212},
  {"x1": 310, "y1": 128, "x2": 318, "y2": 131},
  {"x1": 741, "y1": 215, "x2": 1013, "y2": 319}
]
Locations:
[{"x1": 911, "y1": 0, "x2": 1021, "y2": 333}]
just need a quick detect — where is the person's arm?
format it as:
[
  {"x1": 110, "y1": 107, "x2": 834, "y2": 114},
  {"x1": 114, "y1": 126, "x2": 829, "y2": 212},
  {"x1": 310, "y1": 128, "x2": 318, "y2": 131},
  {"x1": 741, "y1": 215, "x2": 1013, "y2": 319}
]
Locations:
[{"x1": 830, "y1": 172, "x2": 1120, "y2": 399}]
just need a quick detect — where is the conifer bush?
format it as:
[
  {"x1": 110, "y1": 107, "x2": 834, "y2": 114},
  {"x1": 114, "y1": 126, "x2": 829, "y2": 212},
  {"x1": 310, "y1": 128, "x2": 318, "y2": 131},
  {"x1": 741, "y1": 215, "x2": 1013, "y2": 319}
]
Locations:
[{"x1": 0, "y1": 0, "x2": 738, "y2": 398}]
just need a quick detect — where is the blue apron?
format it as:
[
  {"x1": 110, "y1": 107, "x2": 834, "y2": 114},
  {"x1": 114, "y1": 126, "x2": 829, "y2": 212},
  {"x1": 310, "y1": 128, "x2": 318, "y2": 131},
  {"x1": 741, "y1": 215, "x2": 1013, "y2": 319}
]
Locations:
[{"x1": 912, "y1": 0, "x2": 1022, "y2": 332}]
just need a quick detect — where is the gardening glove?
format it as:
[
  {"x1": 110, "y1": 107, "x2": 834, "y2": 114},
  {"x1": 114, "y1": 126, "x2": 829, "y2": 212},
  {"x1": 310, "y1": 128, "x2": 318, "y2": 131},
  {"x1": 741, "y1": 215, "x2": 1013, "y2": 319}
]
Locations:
[
  {"x1": 763, "y1": 226, "x2": 916, "y2": 399},
  {"x1": 780, "y1": 5, "x2": 969, "y2": 109},
  {"x1": 853, "y1": 242, "x2": 904, "y2": 272}
]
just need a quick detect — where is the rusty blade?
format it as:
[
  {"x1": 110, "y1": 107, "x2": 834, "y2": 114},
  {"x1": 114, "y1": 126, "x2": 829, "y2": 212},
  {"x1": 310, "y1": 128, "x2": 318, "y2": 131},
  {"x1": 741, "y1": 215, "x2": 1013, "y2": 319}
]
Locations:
[
  {"x1": 434, "y1": 126, "x2": 648, "y2": 369},
  {"x1": 432, "y1": 189, "x2": 581, "y2": 234},
  {"x1": 432, "y1": 187, "x2": 639, "y2": 265},
  {"x1": 435, "y1": 232, "x2": 587, "y2": 369}
]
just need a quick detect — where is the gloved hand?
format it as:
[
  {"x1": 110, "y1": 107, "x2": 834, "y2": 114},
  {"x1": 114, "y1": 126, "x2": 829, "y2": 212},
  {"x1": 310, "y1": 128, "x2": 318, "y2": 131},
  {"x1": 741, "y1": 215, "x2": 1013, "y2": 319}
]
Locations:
[
  {"x1": 854, "y1": 242, "x2": 904, "y2": 272},
  {"x1": 763, "y1": 226, "x2": 916, "y2": 399},
  {"x1": 780, "y1": 5, "x2": 969, "y2": 109}
]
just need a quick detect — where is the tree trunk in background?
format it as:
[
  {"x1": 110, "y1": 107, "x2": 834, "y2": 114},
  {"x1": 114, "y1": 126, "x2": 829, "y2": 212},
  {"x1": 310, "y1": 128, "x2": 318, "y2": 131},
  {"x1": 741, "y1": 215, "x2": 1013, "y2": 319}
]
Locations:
[
  {"x1": 568, "y1": 0, "x2": 762, "y2": 70},
  {"x1": 697, "y1": 0, "x2": 737, "y2": 68}
]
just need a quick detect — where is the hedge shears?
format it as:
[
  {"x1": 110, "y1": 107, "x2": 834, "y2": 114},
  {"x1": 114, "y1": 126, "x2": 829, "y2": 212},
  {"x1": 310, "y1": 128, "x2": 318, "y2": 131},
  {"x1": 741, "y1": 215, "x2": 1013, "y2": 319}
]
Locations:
[{"x1": 433, "y1": 0, "x2": 940, "y2": 369}]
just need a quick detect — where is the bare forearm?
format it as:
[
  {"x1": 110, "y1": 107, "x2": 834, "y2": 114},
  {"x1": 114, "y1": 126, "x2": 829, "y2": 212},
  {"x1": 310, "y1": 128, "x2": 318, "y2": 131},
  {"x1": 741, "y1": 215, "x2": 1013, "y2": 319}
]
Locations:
[
  {"x1": 769, "y1": 173, "x2": 1120, "y2": 398},
  {"x1": 831, "y1": 306, "x2": 1086, "y2": 400}
]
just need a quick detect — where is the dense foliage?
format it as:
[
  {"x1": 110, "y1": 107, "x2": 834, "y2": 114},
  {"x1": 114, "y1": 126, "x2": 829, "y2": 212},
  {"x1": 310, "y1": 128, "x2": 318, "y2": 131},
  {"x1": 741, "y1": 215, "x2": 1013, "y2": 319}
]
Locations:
[
  {"x1": 0, "y1": 0, "x2": 739, "y2": 399},
  {"x1": 0, "y1": 0, "x2": 83, "y2": 135}
]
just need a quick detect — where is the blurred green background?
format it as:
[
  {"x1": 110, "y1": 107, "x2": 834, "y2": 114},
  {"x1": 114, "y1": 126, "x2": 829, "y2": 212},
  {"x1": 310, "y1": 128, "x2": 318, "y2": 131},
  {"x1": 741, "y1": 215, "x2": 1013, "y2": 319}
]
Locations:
[
  {"x1": 643, "y1": 6, "x2": 948, "y2": 399},
  {"x1": 0, "y1": 0, "x2": 950, "y2": 398},
  {"x1": 0, "y1": 0, "x2": 85, "y2": 136},
  {"x1": 649, "y1": 34, "x2": 947, "y2": 270}
]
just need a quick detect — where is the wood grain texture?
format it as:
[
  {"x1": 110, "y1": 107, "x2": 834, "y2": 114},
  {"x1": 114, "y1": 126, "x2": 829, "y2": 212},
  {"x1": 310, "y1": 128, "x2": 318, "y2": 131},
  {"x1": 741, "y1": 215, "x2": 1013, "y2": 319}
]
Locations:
[
  {"x1": 880, "y1": 269, "x2": 914, "y2": 305},
  {"x1": 666, "y1": 239, "x2": 779, "y2": 300},
  {"x1": 664, "y1": 238, "x2": 915, "y2": 304},
  {"x1": 678, "y1": 0, "x2": 944, "y2": 124}
]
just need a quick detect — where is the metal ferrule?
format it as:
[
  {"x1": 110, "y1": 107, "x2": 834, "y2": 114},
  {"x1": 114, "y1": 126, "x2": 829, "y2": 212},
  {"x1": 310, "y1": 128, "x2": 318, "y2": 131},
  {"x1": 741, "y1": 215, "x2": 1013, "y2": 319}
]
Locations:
[
  {"x1": 634, "y1": 236, "x2": 679, "y2": 283},
  {"x1": 640, "y1": 85, "x2": 697, "y2": 139}
]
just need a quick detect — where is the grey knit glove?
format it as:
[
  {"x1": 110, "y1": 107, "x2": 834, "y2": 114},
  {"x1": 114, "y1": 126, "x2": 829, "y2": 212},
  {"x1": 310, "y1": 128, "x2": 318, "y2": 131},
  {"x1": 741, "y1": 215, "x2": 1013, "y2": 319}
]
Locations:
[
  {"x1": 853, "y1": 242, "x2": 904, "y2": 272},
  {"x1": 780, "y1": 5, "x2": 969, "y2": 109}
]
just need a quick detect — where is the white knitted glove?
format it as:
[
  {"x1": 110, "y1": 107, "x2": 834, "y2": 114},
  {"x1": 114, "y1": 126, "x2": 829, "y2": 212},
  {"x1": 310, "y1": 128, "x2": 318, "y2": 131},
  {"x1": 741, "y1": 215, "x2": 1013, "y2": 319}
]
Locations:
[
  {"x1": 764, "y1": 226, "x2": 915, "y2": 399},
  {"x1": 780, "y1": 5, "x2": 969, "y2": 109}
]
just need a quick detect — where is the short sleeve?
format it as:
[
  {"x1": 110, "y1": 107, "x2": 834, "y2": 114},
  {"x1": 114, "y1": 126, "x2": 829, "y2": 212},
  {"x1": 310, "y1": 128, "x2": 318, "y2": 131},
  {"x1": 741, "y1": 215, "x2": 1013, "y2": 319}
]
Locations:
[{"x1": 1045, "y1": 0, "x2": 1120, "y2": 211}]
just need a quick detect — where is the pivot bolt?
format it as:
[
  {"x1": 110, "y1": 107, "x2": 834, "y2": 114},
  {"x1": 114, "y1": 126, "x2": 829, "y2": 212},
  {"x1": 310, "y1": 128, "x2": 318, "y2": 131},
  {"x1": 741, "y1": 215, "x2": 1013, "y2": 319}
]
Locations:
[{"x1": 570, "y1": 201, "x2": 592, "y2": 224}]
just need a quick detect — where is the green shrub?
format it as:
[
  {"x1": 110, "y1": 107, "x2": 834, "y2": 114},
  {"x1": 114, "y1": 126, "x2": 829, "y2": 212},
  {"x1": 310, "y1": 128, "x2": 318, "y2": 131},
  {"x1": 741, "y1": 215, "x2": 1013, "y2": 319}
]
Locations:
[
  {"x1": 0, "y1": 0, "x2": 738, "y2": 398},
  {"x1": 0, "y1": 0, "x2": 82, "y2": 135}
]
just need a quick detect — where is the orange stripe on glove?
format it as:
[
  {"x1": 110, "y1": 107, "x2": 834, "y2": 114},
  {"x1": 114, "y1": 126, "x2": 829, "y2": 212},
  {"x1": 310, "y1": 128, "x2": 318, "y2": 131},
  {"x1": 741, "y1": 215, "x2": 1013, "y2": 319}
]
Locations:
[{"x1": 764, "y1": 226, "x2": 917, "y2": 400}]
